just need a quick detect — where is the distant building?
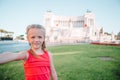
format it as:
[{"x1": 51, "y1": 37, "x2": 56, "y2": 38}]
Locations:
[
  {"x1": 0, "y1": 29, "x2": 14, "y2": 41},
  {"x1": 43, "y1": 11, "x2": 115, "y2": 43}
]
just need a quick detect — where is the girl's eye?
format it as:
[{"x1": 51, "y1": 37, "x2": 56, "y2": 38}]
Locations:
[
  {"x1": 31, "y1": 36, "x2": 35, "y2": 39},
  {"x1": 38, "y1": 36, "x2": 42, "y2": 38}
]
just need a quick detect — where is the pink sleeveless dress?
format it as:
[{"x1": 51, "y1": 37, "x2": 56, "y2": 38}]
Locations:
[{"x1": 24, "y1": 50, "x2": 50, "y2": 80}]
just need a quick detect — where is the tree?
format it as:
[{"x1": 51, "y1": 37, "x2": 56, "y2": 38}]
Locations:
[
  {"x1": 15, "y1": 35, "x2": 24, "y2": 40},
  {"x1": 100, "y1": 27, "x2": 103, "y2": 34},
  {"x1": 117, "y1": 32, "x2": 120, "y2": 40}
]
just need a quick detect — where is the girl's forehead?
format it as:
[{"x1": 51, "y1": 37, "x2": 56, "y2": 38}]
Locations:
[{"x1": 27, "y1": 28, "x2": 45, "y2": 35}]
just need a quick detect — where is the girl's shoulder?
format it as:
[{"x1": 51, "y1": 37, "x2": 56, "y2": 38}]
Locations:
[
  {"x1": 18, "y1": 50, "x2": 29, "y2": 61},
  {"x1": 45, "y1": 51, "x2": 51, "y2": 56}
]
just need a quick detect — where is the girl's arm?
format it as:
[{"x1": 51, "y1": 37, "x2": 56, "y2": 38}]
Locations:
[
  {"x1": 0, "y1": 51, "x2": 27, "y2": 64},
  {"x1": 48, "y1": 52, "x2": 58, "y2": 80}
]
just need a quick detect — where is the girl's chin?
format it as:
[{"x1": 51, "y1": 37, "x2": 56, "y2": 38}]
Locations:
[
  {"x1": 34, "y1": 48, "x2": 40, "y2": 50},
  {"x1": 33, "y1": 46, "x2": 41, "y2": 49}
]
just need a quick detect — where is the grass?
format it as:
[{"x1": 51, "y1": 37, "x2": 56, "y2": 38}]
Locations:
[{"x1": 0, "y1": 44, "x2": 120, "y2": 80}]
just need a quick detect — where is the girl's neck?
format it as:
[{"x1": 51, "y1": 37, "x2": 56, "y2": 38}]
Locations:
[{"x1": 30, "y1": 48, "x2": 44, "y2": 55}]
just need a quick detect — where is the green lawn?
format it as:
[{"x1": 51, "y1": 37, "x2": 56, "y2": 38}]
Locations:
[{"x1": 0, "y1": 44, "x2": 120, "y2": 80}]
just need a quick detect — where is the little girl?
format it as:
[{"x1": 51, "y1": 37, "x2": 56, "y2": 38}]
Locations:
[{"x1": 0, "y1": 24, "x2": 58, "y2": 80}]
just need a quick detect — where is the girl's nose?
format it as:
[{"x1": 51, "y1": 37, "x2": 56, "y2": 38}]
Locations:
[{"x1": 35, "y1": 37, "x2": 39, "y2": 41}]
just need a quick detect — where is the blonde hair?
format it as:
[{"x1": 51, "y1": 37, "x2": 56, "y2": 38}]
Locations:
[
  {"x1": 26, "y1": 24, "x2": 45, "y2": 35},
  {"x1": 26, "y1": 24, "x2": 47, "y2": 56}
]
